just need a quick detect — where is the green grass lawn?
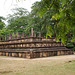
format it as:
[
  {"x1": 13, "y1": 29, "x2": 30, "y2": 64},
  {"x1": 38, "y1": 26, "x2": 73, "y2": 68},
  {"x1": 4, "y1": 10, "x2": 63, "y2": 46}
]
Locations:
[{"x1": 0, "y1": 55, "x2": 75, "y2": 75}]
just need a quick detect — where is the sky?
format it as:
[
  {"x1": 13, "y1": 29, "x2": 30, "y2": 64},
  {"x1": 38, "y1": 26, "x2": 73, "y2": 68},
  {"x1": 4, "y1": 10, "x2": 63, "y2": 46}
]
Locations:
[{"x1": 0, "y1": 0, "x2": 41, "y2": 18}]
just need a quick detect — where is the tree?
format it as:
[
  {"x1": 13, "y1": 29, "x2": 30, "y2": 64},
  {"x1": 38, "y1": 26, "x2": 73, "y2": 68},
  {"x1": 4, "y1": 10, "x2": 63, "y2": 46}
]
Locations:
[
  {"x1": 0, "y1": 16, "x2": 5, "y2": 30},
  {"x1": 25, "y1": 1, "x2": 55, "y2": 37},
  {"x1": 38, "y1": 0, "x2": 75, "y2": 43},
  {"x1": 24, "y1": 2, "x2": 42, "y2": 36},
  {"x1": 7, "y1": 7, "x2": 29, "y2": 23},
  {"x1": 0, "y1": 16, "x2": 6, "y2": 36},
  {"x1": 7, "y1": 7, "x2": 29, "y2": 33}
]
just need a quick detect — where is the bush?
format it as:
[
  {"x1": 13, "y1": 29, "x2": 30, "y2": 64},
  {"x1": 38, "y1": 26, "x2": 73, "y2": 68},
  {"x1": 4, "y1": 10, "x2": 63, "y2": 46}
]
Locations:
[{"x1": 66, "y1": 42, "x2": 74, "y2": 48}]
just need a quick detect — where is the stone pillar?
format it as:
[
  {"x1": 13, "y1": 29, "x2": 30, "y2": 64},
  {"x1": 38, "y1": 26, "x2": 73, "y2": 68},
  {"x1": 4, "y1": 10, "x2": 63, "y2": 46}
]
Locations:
[
  {"x1": 2, "y1": 35, "x2": 5, "y2": 41},
  {"x1": 31, "y1": 28, "x2": 33, "y2": 37},
  {"x1": 30, "y1": 34, "x2": 32, "y2": 37},
  {"x1": 12, "y1": 53, "x2": 14, "y2": 57},
  {"x1": 34, "y1": 32, "x2": 36, "y2": 37},
  {"x1": 6, "y1": 35, "x2": 8, "y2": 40},
  {"x1": 40, "y1": 52, "x2": 43, "y2": 57},
  {"x1": 21, "y1": 32, "x2": 24, "y2": 38},
  {"x1": 6, "y1": 52, "x2": 9, "y2": 56},
  {"x1": 22, "y1": 53, "x2": 26, "y2": 58},
  {"x1": 26, "y1": 35, "x2": 28, "y2": 38},
  {"x1": 9, "y1": 34, "x2": 12, "y2": 40},
  {"x1": 19, "y1": 53, "x2": 22, "y2": 57},
  {"x1": 17, "y1": 32, "x2": 20, "y2": 39},
  {"x1": 38, "y1": 32, "x2": 41, "y2": 37},
  {"x1": 57, "y1": 51, "x2": 60, "y2": 56},
  {"x1": 30, "y1": 49, "x2": 34, "y2": 58},
  {"x1": 26, "y1": 52, "x2": 31, "y2": 59},
  {"x1": 12, "y1": 32, "x2": 16, "y2": 39},
  {"x1": 5, "y1": 35, "x2": 7, "y2": 40}
]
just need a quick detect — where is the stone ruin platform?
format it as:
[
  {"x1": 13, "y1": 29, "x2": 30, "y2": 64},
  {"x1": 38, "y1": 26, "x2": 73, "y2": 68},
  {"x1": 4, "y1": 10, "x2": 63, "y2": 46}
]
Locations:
[{"x1": 0, "y1": 28, "x2": 74, "y2": 59}]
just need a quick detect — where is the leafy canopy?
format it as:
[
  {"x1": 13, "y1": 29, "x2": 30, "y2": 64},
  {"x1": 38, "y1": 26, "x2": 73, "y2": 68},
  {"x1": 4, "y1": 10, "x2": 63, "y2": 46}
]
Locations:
[{"x1": 38, "y1": 0, "x2": 75, "y2": 43}]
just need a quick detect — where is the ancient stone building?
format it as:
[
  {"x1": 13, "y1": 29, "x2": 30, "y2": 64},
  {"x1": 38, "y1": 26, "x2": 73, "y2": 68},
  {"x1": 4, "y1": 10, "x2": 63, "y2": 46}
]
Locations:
[{"x1": 0, "y1": 28, "x2": 74, "y2": 59}]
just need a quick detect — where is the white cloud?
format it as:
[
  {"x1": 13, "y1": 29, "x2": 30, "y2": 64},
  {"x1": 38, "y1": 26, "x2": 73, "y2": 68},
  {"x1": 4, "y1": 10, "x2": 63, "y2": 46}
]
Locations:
[{"x1": 0, "y1": 0, "x2": 41, "y2": 17}]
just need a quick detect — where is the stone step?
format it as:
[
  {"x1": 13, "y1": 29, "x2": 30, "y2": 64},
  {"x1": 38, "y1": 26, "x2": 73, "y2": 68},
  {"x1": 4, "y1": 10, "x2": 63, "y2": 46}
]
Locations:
[
  {"x1": 0, "y1": 47, "x2": 71, "y2": 52},
  {"x1": 0, "y1": 46, "x2": 66, "y2": 49},
  {"x1": 0, "y1": 41, "x2": 61, "y2": 45}
]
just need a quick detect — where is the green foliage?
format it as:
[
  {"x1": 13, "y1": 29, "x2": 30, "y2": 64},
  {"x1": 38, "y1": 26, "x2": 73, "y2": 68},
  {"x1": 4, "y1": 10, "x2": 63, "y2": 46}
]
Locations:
[
  {"x1": 0, "y1": 22, "x2": 5, "y2": 30},
  {"x1": 46, "y1": 25, "x2": 53, "y2": 37},
  {"x1": 0, "y1": 16, "x2": 6, "y2": 36},
  {"x1": 7, "y1": 7, "x2": 29, "y2": 23},
  {"x1": 6, "y1": 7, "x2": 29, "y2": 33},
  {"x1": 66, "y1": 42, "x2": 74, "y2": 48},
  {"x1": 7, "y1": 16, "x2": 28, "y2": 32},
  {"x1": 25, "y1": 1, "x2": 51, "y2": 36},
  {"x1": 38, "y1": 0, "x2": 75, "y2": 43},
  {"x1": 0, "y1": 28, "x2": 12, "y2": 36},
  {"x1": 0, "y1": 16, "x2": 5, "y2": 30}
]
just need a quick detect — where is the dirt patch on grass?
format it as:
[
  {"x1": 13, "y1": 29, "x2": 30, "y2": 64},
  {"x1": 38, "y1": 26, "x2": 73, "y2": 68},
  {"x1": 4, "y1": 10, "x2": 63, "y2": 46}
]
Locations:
[{"x1": 0, "y1": 71, "x2": 12, "y2": 74}]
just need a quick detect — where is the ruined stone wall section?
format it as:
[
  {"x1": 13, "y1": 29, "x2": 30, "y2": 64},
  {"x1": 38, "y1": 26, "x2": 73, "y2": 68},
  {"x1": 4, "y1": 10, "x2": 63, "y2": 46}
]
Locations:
[{"x1": 0, "y1": 37, "x2": 63, "y2": 49}]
